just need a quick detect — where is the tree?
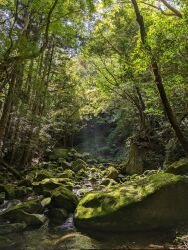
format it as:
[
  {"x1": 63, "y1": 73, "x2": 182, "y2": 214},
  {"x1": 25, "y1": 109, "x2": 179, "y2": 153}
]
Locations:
[{"x1": 131, "y1": 0, "x2": 188, "y2": 155}]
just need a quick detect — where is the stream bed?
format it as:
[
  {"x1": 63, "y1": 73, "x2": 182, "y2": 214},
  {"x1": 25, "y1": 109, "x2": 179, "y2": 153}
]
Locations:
[
  {"x1": 0, "y1": 165, "x2": 186, "y2": 249},
  {"x1": 0, "y1": 215, "x2": 179, "y2": 250}
]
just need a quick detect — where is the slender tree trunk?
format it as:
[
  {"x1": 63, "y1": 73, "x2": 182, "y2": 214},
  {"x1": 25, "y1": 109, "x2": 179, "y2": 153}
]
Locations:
[
  {"x1": 131, "y1": 0, "x2": 188, "y2": 155},
  {"x1": 0, "y1": 74, "x2": 16, "y2": 154}
]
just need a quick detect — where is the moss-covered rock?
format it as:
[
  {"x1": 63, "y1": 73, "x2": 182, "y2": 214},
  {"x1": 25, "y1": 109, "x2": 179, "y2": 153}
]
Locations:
[
  {"x1": 32, "y1": 178, "x2": 73, "y2": 195},
  {"x1": 41, "y1": 197, "x2": 51, "y2": 208},
  {"x1": 105, "y1": 166, "x2": 119, "y2": 180},
  {"x1": 71, "y1": 159, "x2": 88, "y2": 172},
  {"x1": 47, "y1": 208, "x2": 68, "y2": 225},
  {"x1": 58, "y1": 159, "x2": 72, "y2": 169},
  {"x1": 18, "y1": 178, "x2": 32, "y2": 187},
  {"x1": 0, "y1": 184, "x2": 32, "y2": 200},
  {"x1": 1, "y1": 199, "x2": 46, "y2": 228},
  {"x1": 100, "y1": 178, "x2": 117, "y2": 188},
  {"x1": 77, "y1": 169, "x2": 88, "y2": 179},
  {"x1": 51, "y1": 186, "x2": 78, "y2": 212},
  {"x1": 0, "y1": 235, "x2": 17, "y2": 249},
  {"x1": 34, "y1": 169, "x2": 54, "y2": 181},
  {"x1": 2, "y1": 199, "x2": 43, "y2": 216},
  {"x1": 74, "y1": 172, "x2": 188, "y2": 232},
  {"x1": 1, "y1": 208, "x2": 47, "y2": 228},
  {"x1": 0, "y1": 223, "x2": 26, "y2": 235},
  {"x1": 59, "y1": 169, "x2": 75, "y2": 179},
  {"x1": 165, "y1": 158, "x2": 188, "y2": 175}
]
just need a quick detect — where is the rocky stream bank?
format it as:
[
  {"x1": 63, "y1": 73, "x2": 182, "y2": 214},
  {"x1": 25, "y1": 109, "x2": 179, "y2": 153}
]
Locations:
[{"x1": 0, "y1": 148, "x2": 188, "y2": 249}]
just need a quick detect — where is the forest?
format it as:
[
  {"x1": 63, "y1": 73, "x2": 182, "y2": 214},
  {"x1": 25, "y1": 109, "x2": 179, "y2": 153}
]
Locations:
[{"x1": 0, "y1": 0, "x2": 188, "y2": 249}]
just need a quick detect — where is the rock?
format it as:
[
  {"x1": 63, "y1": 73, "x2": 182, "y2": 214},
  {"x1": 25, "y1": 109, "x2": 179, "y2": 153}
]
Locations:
[
  {"x1": 105, "y1": 166, "x2": 119, "y2": 180},
  {"x1": 41, "y1": 197, "x2": 51, "y2": 208},
  {"x1": 0, "y1": 184, "x2": 32, "y2": 199},
  {"x1": 59, "y1": 169, "x2": 75, "y2": 179},
  {"x1": 1, "y1": 208, "x2": 47, "y2": 228},
  {"x1": 100, "y1": 178, "x2": 117, "y2": 188},
  {"x1": 47, "y1": 208, "x2": 68, "y2": 225},
  {"x1": 1, "y1": 199, "x2": 46, "y2": 228},
  {"x1": 71, "y1": 159, "x2": 88, "y2": 172},
  {"x1": 78, "y1": 189, "x2": 90, "y2": 198},
  {"x1": 0, "y1": 235, "x2": 17, "y2": 249},
  {"x1": 2, "y1": 199, "x2": 43, "y2": 216},
  {"x1": 90, "y1": 167, "x2": 97, "y2": 173},
  {"x1": 51, "y1": 186, "x2": 78, "y2": 212},
  {"x1": 0, "y1": 222, "x2": 26, "y2": 234},
  {"x1": 0, "y1": 192, "x2": 5, "y2": 205},
  {"x1": 32, "y1": 178, "x2": 72, "y2": 195},
  {"x1": 58, "y1": 159, "x2": 72, "y2": 169},
  {"x1": 165, "y1": 158, "x2": 188, "y2": 175},
  {"x1": 35, "y1": 169, "x2": 53, "y2": 181},
  {"x1": 74, "y1": 172, "x2": 188, "y2": 232},
  {"x1": 33, "y1": 178, "x2": 61, "y2": 192},
  {"x1": 18, "y1": 178, "x2": 32, "y2": 187},
  {"x1": 77, "y1": 169, "x2": 88, "y2": 178}
]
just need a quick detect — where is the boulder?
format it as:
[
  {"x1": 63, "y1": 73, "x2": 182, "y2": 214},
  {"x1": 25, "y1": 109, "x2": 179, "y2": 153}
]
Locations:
[
  {"x1": 74, "y1": 172, "x2": 188, "y2": 232},
  {"x1": 0, "y1": 235, "x2": 17, "y2": 249},
  {"x1": 51, "y1": 186, "x2": 78, "y2": 212},
  {"x1": 47, "y1": 208, "x2": 68, "y2": 225},
  {"x1": 1, "y1": 199, "x2": 43, "y2": 216},
  {"x1": 71, "y1": 159, "x2": 88, "y2": 172},
  {"x1": 41, "y1": 197, "x2": 51, "y2": 208},
  {"x1": 165, "y1": 158, "x2": 188, "y2": 175},
  {"x1": 0, "y1": 184, "x2": 32, "y2": 200},
  {"x1": 100, "y1": 178, "x2": 117, "y2": 188},
  {"x1": 34, "y1": 169, "x2": 54, "y2": 181},
  {"x1": 59, "y1": 169, "x2": 75, "y2": 179},
  {"x1": 105, "y1": 166, "x2": 119, "y2": 180},
  {"x1": 0, "y1": 223, "x2": 26, "y2": 235},
  {"x1": 32, "y1": 178, "x2": 73, "y2": 195},
  {"x1": 1, "y1": 209, "x2": 47, "y2": 228}
]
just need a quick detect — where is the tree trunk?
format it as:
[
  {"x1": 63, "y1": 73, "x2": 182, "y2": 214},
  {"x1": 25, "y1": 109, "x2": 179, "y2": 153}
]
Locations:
[
  {"x1": 131, "y1": 0, "x2": 188, "y2": 155},
  {"x1": 0, "y1": 74, "x2": 16, "y2": 154}
]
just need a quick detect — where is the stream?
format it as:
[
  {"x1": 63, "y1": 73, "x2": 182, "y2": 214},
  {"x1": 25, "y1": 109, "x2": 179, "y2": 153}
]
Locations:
[{"x1": 0, "y1": 214, "x2": 178, "y2": 250}]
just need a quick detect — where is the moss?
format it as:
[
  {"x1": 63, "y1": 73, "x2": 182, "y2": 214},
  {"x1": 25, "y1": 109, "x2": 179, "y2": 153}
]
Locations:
[
  {"x1": 100, "y1": 178, "x2": 117, "y2": 187},
  {"x1": 77, "y1": 169, "x2": 88, "y2": 178},
  {"x1": 1, "y1": 208, "x2": 47, "y2": 228},
  {"x1": 41, "y1": 197, "x2": 51, "y2": 208},
  {"x1": 59, "y1": 169, "x2": 75, "y2": 179},
  {"x1": 165, "y1": 158, "x2": 188, "y2": 175},
  {"x1": 2, "y1": 199, "x2": 43, "y2": 215},
  {"x1": 74, "y1": 172, "x2": 188, "y2": 231},
  {"x1": 0, "y1": 184, "x2": 32, "y2": 199},
  {"x1": 32, "y1": 178, "x2": 73, "y2": 194},
  {"x1": 35, "y1": 169, "x2": 54, "y2": 181},
  {"x1": 105, "y1": 166, "x2": 119, "y2": 180},
  {"x1": 71, "y1": 159, "x2": 88, "y2": 172}
]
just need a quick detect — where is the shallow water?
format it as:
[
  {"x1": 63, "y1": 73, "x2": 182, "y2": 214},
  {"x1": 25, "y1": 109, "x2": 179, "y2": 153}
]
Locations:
[{"x1": 0, "y1": 214, "x2": 178, "y2": 250}]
